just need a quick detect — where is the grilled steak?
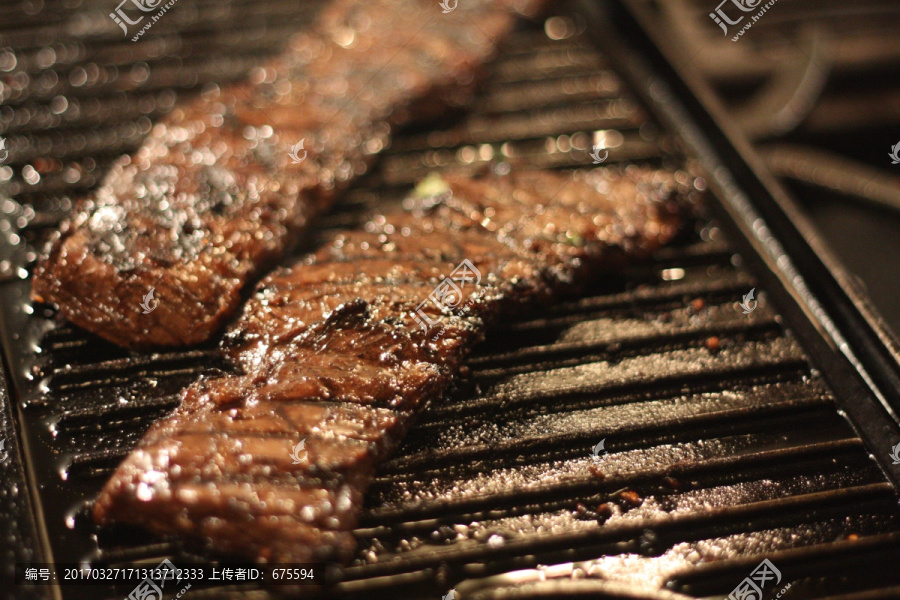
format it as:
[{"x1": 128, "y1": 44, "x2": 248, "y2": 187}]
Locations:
[
  {"x1": 94, "y1": 166, "x2": 701, "y2": 562},
  {"x1": 31, "y1": 0, "x2": 546, "y2": 349}
]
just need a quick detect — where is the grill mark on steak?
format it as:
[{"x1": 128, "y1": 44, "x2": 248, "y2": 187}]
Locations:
[
  {"x1": 31, "y1": 0, "x2": 547, "y2": 349},
  {"x1": 93, "y1": 167, "x2": 700, "y2": 562}
]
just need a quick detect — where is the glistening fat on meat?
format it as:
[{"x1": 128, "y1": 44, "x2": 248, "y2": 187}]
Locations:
[
  {"x1": 93, "y1": 166, "x2": 701, "y2": 562},
  {"x1": 31, "y1": 0, "x2": 548, "y2": 349}
]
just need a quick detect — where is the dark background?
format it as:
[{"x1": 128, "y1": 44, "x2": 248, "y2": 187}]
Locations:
[
  {"x1": 785, "y1": 129, "x2": 900, "y2": 335},
  {"x1": 643, "y1": 0, "x2": 900, "y2": 336}
]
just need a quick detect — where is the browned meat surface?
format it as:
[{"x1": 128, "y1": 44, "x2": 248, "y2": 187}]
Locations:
[
  {"x1": 93, "y1": 166, "x2": 701, "y2": 563},
  {"x1": 31, "y1": 0, "x2": 546, "y2": 349}
]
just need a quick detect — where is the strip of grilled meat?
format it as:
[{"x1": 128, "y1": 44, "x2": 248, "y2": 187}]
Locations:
[
  {"x1": 31, "y1": 0, "x2": 545, "y2": 349},
  {"x1": 93, "y1": 166, "x2": 700, "y2": 562}
]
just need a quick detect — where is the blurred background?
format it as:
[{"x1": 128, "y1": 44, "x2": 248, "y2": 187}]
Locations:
[
  {"x1": 0, "y1": 0, "x2": 900, "y2": 332},
  {"x1": 3, "y1": 0, "x2": 898, "y2": 332},
  {"x1": 638, "y1": 0, "x2": 900, "y2": 334}
]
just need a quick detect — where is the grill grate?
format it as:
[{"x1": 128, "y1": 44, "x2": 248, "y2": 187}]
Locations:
[{"x1": 2, "y1": 1, "x2": 900, "y2": 599}]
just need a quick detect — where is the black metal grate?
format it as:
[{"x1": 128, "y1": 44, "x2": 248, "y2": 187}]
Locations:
[{"x1": 2, "y1": 1, "x2": 900, "y2": 599}]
